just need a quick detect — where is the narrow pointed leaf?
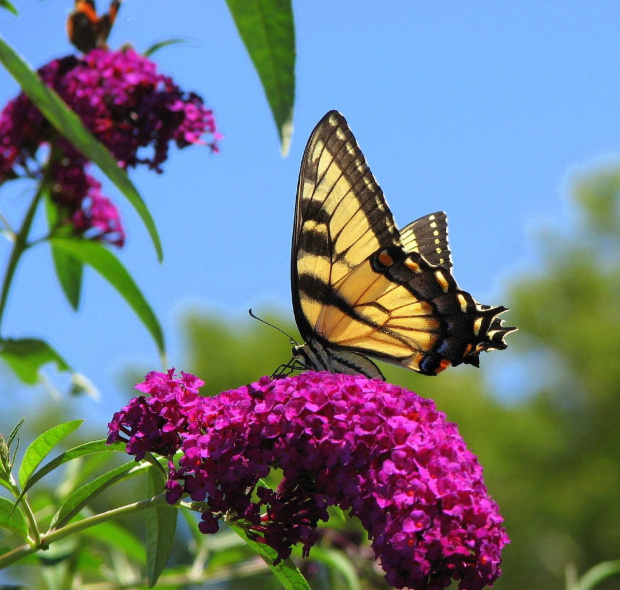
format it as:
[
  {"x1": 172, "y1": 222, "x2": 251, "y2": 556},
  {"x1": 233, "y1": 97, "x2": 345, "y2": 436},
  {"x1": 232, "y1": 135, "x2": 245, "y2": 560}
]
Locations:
[
  {"x1": 46, "y1": 194, "x2": 83, "y2": 309},
  {"x1": 50, "y1": 244, "x2": 83, "y2": 310},
  {"x1": 48, "y1": 237, "x2": 165, "y2": 355},
  {"x1": 18, "y1": 420, "x2": 83, "y2": 488},
  {"x1": 228, "y1": 522, "x2": 310, "y2": 590},
  {"x1": 143, "y1": 38, "x2": 187, "y2": 58},
  {"x1": 0, "y1": 35, "x2": 162, "y2": 260},
  {"x1": 0, "y1": 0, "x2": 18, "y2": 16},
  {"x1": 51, "y1": 461, "x2": 148, "y2": 529},
  {"x1": 0, "y1": 497, "x2": 28, "y2": 540},
  {"x1": 146, "y1": 466, "x2": 177, "y2": 587},
  {"x1": 8, "y1": 418, "x2": 25, "y2": 448},
  {"x1": 573, "y1": 561, "x2": 620, "y2": 590},
  {"x1": 0, "y1": 337, "x2": 71, "y2": 386},
  {"x1": 23, "y1": 440, "x2": 125, "y2": 494},
  {"x1": 225, "y1": 0, "x2": 295, "y2": 155}
]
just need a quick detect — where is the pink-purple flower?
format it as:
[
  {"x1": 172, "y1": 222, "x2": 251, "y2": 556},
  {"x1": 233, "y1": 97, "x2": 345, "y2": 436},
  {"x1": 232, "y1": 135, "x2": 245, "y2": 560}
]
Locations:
[
  {"x1": 0, "y1": 48, "x2": 219, "y2": 246},
  {"x1": 108, "y1": 370, "x2": 508, "y2": 590}
]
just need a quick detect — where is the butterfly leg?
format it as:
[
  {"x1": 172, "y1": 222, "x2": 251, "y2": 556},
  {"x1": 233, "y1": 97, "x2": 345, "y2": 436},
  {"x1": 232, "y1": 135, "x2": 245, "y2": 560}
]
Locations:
[{"x1": 272, "y1": 357, "x2": 307, "y2": 379}]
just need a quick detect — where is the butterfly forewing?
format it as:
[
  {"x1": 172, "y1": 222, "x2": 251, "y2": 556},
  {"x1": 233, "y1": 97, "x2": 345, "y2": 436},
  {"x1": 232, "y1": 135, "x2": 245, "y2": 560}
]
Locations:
[
  {"x1": 291, "y1": 110, "x2": 515, "y2": 378},
  {"x1": 293, "y1": 111, "x2": 400, "y2": 337}
]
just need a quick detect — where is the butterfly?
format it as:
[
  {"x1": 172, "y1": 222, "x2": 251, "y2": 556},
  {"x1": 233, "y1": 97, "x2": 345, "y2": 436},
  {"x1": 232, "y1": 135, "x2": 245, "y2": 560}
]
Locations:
[
  {"x1": 67, "y1": 0, "x2": 121, "y2": 53},
  {"x1": 284, "y1": 110, "x2": 515, "y2": 380}
]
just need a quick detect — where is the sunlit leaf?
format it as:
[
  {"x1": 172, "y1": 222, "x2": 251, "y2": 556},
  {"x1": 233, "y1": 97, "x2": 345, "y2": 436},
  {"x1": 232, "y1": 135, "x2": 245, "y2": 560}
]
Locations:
[
  {"x1": 18, "y1": 420, "x2": 83, "y2": 489},
  {"x1": 225, "y1": 0, "x2": 295, "y2": 155},
  {"x1": 0, "y1": 337, "x2": 71, "y2": 386},
  {"x1": 48, "y1": 237, "x2": 165, "y2": 355},
  {"x1": 23, "y1": 440, "x2": 125, "y2": 494},
  {"x1": 146, "y1": 466, "x2": 177, "y2": 587},
  {"x1": 0, "y1": 35, "x2": 163, "y2": 260},
  {"x1": 329, "y1": 505, "x2": 346, "y2": 523},
  {"x1": 0, "y1": 496, "x2": 28, "y2": 540}
]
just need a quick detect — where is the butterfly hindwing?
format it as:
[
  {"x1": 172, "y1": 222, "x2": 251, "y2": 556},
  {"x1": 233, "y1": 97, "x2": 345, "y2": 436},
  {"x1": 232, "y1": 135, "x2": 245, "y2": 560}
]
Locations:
[
  {"x1": 290, "y1": 111, "x2": 515, "y2": 379},
  {"x1": 400, "y1": 211, "x2": 452, "y2": 269}
]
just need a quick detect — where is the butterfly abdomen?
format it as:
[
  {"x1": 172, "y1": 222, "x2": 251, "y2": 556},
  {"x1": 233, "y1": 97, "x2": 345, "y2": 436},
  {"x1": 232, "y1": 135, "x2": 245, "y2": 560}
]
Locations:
[{"x1": 293, "y1": 340, "x2": 385, "y2": 380}]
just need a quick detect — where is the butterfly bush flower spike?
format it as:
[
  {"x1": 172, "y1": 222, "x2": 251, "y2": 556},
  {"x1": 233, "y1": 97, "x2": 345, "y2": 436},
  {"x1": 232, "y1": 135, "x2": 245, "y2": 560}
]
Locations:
[
  {"x1": 109, "y1": 370, "x2": 508, "y2": 590},
  {"x1": 0, "y1": 48, "x2": 220, "y2": 246}
]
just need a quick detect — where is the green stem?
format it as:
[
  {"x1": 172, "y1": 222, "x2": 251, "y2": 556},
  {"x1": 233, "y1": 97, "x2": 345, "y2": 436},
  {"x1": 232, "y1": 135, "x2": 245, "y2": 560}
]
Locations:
[
  {"x1": 17, "y1": 490, "x2": 41, "y2": 547},
  {"x1": 1, "y1": 473, "x2": 39, "y2": 546},
  {"x1": 0, "y1": 493, "x2": 171, "y2": 569},
  {"x1": 0, "y1": 185, "x2": 45, "y2": 334}
]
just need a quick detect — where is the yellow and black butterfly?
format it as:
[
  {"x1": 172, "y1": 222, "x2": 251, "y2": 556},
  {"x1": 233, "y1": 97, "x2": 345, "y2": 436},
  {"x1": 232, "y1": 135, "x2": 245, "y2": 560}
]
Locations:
[{"x1": 284, "y1": 110, "x2": 515, "y2": 380}]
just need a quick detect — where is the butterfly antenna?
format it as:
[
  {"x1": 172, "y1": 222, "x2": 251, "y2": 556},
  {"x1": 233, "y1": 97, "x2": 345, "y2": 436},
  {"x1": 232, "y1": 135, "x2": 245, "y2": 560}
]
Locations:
[{"x1": 248, "y1": 309, "x2": 298, "y2": 346}]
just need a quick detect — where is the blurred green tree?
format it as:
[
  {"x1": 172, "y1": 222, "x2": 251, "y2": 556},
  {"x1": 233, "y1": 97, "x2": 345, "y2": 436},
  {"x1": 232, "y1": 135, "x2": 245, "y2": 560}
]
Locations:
[{"x1": 180, "y1": 167, "x2": 620, "y2": 590}]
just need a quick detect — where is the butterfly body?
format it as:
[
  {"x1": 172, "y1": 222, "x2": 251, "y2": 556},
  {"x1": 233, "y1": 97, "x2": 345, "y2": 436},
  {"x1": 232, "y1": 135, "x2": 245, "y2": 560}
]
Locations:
[
  {"x1": 67, "y1": 0, "x2": 121, "y2": 53},
  {"x1": 289, "y1": 111, "x2": 515, "y2": 380}
]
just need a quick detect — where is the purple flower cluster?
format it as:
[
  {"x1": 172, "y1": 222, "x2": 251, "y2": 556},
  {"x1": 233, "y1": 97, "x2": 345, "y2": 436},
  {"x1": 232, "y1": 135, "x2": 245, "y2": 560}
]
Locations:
[
  {"x1": 108, "y1": 370, "x2": 508, "y2": 590},
  {"x1": 0, "y1": 48, "x2": 219, "y2": 246}
]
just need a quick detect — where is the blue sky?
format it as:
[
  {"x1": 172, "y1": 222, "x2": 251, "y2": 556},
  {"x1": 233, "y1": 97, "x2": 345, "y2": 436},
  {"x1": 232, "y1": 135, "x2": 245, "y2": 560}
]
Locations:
[{"x1": 1, "y1": 2, "x2": 620, "y2": 415}]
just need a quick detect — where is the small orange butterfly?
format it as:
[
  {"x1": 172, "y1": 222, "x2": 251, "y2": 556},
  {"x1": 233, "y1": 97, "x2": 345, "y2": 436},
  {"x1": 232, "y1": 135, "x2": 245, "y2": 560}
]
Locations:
[{"x1": 67, "y1": 0, "x2": 121, "y2": 53}]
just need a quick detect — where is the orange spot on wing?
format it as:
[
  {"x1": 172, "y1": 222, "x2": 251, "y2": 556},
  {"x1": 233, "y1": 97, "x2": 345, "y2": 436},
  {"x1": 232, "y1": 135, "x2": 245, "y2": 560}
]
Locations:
[
  {"x1": 435, "y1": 359, "x2": 452, "y2": 374},
  {"x1": 405, "y1": 259, "x2": 421, "y2": 273},
  {"x1": 378, "y1": 250, "x2": 394, "y2": 267}
]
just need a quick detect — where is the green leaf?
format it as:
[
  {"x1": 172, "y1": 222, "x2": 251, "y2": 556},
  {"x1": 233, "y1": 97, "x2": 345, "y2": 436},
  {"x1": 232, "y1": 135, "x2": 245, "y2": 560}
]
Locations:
[
  {"x1": 23, "y1": 440, "x2": 125, "y2": 494},
  {"x1": 7, "y1": 418, "x2": 25, "y2": 449},
  {"x1": 225, "y1": 0, "x2": 295, "y2": 155},
  {"x1": 50, "y1": 460, "x2": 148, "y2": 529},
  {"x1": 0, "y1": 496, "x2": 28, "y2": 540},
  {"x1": 571, "y1": 560, "x2": 620, "y2": 590},
  {"x1": 297, "y1": 546, "x2": 361, "y2": 590},
  {"x1": 18, "y1": 420, "x2": 83, "y2": 489},
  {"x1": 51, "y1": 243, "x2": 84, "y2": 310},
  {"x1": 0, "y1": 0, "x2": 18, "y2": 16},
  {"x1": 48, "y1": 237, "x2": 165, "y2": 355},
  {"x1": 329, "y1": 505, "x2": 346, "y2": 523},
  {"x1": 146, "y1": 466, "x2": 177, "y2": 587},
  {"x1": 46, "y1": 194, "x2": 83, "y2": 310},
  {"x1": 0, "y1": 337, "x2": 71, "y2": 386},
  {"x1": 82, "y1": 520, "x2": 146, "y2": 565},
  {"x1": 0, "y1": 35, "x2": 163, "y2": 261},
  {"x1": 228, "y1": 522, "x2": 310, "y2": 590},
  {"x1": 143, "y1": 38, "x2": 187, "y2": 58}
]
